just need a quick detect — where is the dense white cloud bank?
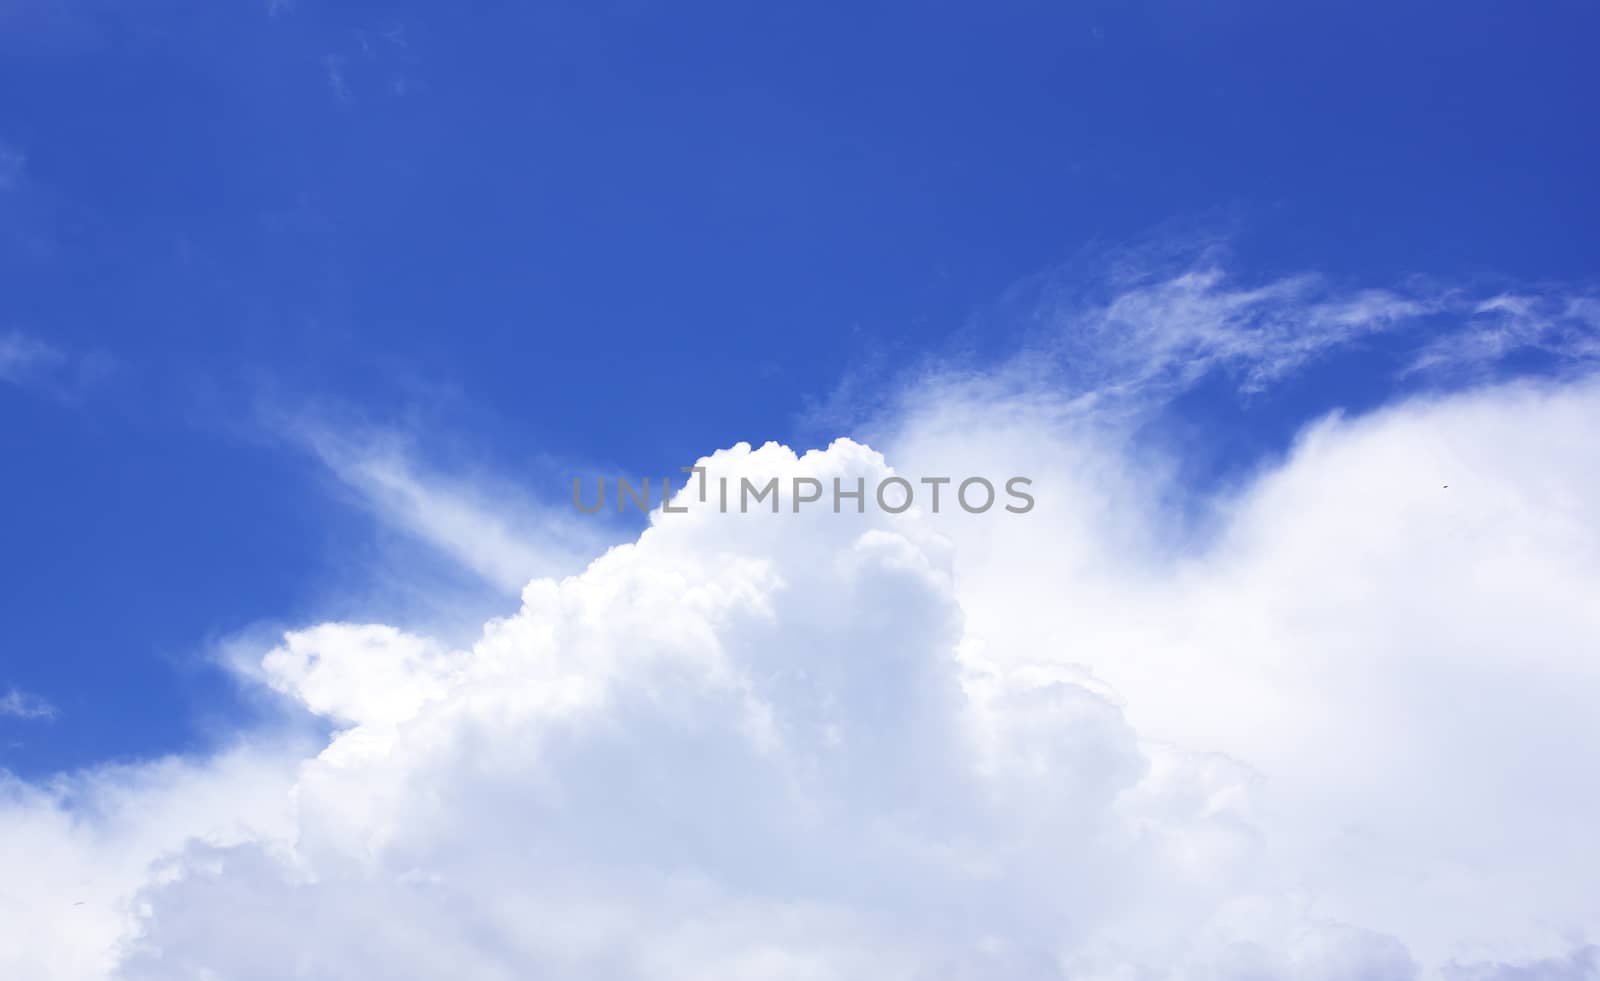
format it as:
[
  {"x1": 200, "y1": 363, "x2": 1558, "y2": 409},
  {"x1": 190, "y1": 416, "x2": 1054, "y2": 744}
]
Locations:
[{"x1": 5, "y1": 266, "x2": 1600, "y2": 979}]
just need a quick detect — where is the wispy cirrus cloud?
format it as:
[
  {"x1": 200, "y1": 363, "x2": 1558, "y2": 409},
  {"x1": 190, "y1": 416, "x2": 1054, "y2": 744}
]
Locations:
[
  {"x1": 1044, "y1": 267, "x2": 1428, "y2": 395},
  {"x1": 1016, "y1": 254, "x2": 1596, "y2": 407},
  {"x1": 0, "y1": 330, "x2": 114, "y2": 402},
  {"x1": 278, "y1": 415, "x2": 614, "y2": 596},
  {"x1": 0, "y1": 143, "x2": 23, "y2": 191},
  {"x1": 804, "y1": 247, "x2": 1599, "y2": 440},
  {"x1": 1408, "y1": 292, "x2": 1600, "y2": 379},
  {"x1": 0, "y1": 687, "x2": 55, "y2": 721},
  {"x1": 321, "y1": 22, "x2": 418, "y2": 105},
  {"x1": 832, "y1": 243, "x2": 1599, "y2": 428},
  {"x1": 0, "y1": 330, "x2": 63, "y2": 384}
]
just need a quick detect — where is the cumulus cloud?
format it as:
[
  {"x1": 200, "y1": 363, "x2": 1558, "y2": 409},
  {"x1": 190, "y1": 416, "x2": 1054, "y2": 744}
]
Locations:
[
  {"x1": 0, "y1": 744, "x2": 306, "y2": 980},
  {"x1": 879, "y1": 374, "x2": 1600, "y2": 974},
  {"x1": 4, "y1": 261, "x2": 1600, "y2": 979}
]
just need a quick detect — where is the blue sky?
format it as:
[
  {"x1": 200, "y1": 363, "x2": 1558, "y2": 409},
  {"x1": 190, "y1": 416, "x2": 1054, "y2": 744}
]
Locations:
[{"x1": 4, "y1": 0, "x2": 1598, "y2": 778}]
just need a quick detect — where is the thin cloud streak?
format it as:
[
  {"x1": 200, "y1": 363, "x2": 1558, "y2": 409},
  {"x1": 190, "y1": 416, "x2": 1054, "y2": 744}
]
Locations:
[
  {"x1": 0, "y1": 330, "x2": 115, "y2": 402},
  {"x1": 281, "y1": 417, "x2": 613, "y2": 595},
  {"x1": 0, "y1": 688, "x2": 56, "y2": 721}
]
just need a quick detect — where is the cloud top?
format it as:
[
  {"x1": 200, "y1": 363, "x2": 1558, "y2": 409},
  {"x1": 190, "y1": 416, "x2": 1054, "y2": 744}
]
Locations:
[{"x1": 5, "y1": 261, "x2": 1600, "y2": 980}]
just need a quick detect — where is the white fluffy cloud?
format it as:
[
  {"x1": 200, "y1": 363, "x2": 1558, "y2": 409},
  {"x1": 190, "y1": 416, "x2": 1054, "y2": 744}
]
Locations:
[
  {"x1": 0, "y1": 745, "x2": 305, "y2": 980},
  {"x1": 5, "y1": 266, "x2": 1600, "y2": 979},
  {"x1": 881, "y1": 375, "x2": 1600, "y2": 976}
]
